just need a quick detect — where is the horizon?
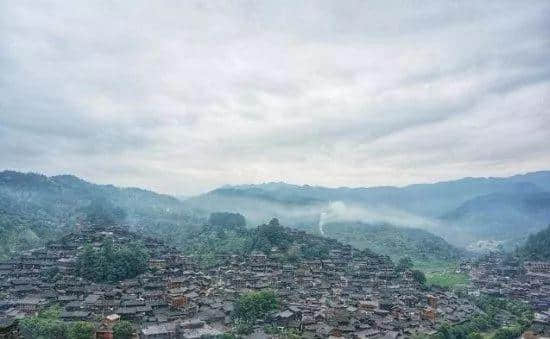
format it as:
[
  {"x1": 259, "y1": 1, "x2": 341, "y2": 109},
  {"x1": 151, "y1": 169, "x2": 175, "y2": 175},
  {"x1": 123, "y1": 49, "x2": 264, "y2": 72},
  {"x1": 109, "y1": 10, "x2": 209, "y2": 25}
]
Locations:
[{"x1": 2, "y1": 167, "x2": 548, "y2": 197}]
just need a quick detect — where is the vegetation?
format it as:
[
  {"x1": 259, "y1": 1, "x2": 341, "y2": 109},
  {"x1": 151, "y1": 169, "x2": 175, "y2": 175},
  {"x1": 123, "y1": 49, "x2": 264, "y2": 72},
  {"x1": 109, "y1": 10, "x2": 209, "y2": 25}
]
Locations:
[
  {"x1": 250, "y1": 218, "x2": 293, "y2": 253},
  {"x1": 519, "y1": 224, "x2": 550, "y2": 260},
  {"x1": 183, "y1": 218, "x2": 336, "y2": 268},
  {"x1": 68, "y1": 321, "x2": 95, "y2": 339},
  {"x1": 113, "y1": 320, "x2": 134, "y2": 339},
  {"x1": 397, "y1": 257, "x2": 414, "y2": 271},
  {"x1": 234, "y1": 290, "x2": 279, "y2": 322},
  {"x1": 427, "y1": 271, "x2": 470, "y2": 289},
  {"x1": 431, "y1": 296, "x2": 533, "y2": 339},
  {"x1": 323, "y1": 222, "x2": 463, "y2": 262},
  {"x1": 19, "y1": 305, "x2": 96, "y2": 339},
  {"x1": 411, "y1": 269, "x2": 427, "y2": 285},
  {"x1": 209, "y1": 212, "x2": 246, "y2": 229},
  {"x1": 0, "y1": 170, "x2": 204, "y2": 258},
  {"x1": 80, "y1": 197, "x2": 126, "y2": 226},
  {"x1": 417, "y1": 260, "x2": 471, "y2": 290},
  {"x1": 19, "y1": 306, "x2": 67, "y2": 339},
  {"x1": 76, "y1": 239, "x2": 150, "y2": 283}
]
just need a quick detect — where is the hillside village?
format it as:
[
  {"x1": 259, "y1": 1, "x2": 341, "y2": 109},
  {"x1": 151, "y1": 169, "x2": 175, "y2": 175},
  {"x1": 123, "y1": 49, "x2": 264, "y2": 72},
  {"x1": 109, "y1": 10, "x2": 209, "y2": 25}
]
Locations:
[
  {"x1": 0, "y1": 222, "x2": 484, "y2": 339},
  {"x1": 467, "y1": 253, "x2": 550, "y2": 335}
]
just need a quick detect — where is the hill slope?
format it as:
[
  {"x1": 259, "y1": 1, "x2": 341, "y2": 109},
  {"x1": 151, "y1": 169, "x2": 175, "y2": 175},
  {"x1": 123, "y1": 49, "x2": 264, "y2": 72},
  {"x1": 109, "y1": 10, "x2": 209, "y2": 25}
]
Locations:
[
  {"x1": 321, "y1": 221, "x2": 463, "y2": 262},
  {"x1": 187, "y1": 171, "x2": 550, "y2": 247},
  {"x1": 0, "y1": 171, "x2": 204, "y2": 258},
  {"x1": 519, "y1": 224, "x2": 550, "y2": 260},
  {"x1": 441, "y1": 189, "x2": 550, "y2": 239}
]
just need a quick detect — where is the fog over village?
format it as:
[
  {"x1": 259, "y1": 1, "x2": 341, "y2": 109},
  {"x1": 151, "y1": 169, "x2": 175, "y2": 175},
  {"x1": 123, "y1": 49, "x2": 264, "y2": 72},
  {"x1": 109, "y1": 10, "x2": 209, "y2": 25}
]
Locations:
[{"x1": 1, "y1": 1, "x2": 550, "y2": 339}]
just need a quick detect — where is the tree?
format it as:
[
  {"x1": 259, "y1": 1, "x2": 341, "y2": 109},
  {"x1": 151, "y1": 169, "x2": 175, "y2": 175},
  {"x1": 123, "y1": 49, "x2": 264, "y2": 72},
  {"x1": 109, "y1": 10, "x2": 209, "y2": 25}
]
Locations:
[
  {"x1": 234, "y1": 290, "x2": 279, "y2": 322},
  {"x1": 397, "y1": 257, "x2": 413, "y2": 271},
  {"x1": 113, "y1": 320, "x2": 134, "y2": 339},
  {"x1": 19, "y1": 317, "x2": 68, "y2": 339},
  {"x1": 519, "y1": 224, "x2": 550, "y2": 260},
  {"x1": 301, "y1": 243, "x2": 330, "y2": 259},
  {"x1": 68, "y1": 321, "x2": 95, "y2": 339},
  {"x1": 209, "y1": 212, "x2": 246, "y2": 230},
  {"x1": 411, "y1": 269, "x2": 426, "y2": 285},
  {"x1": 81, "y1": 197, "x2": 126, "y2": 227},
  {"x1": 76, "y1": 240, "x2": 150, "y2": 283},
  {"x1": 19, "y1": 305, "x2": 67, "y2": 339},
  {"x1": 253, "y1": 218, "x2": 292, "y2": 252}
]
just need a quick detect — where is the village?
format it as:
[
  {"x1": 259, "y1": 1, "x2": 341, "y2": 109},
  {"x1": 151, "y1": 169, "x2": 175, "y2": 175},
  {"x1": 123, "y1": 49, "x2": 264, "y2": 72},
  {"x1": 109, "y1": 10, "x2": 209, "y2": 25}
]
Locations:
[
  {"x1": 467, "y1": 253, "x2": 550, "y2": 335},
  {"x1": 0, "y1": 224, "x2": 517, "y2": 339}
]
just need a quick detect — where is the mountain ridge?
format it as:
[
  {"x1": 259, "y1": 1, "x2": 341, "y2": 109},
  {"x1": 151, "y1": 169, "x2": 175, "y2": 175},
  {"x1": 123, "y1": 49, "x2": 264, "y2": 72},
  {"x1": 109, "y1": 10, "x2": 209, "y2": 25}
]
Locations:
[{"x1": 187, "y1": 170, "x2": 550, "y2": 247}]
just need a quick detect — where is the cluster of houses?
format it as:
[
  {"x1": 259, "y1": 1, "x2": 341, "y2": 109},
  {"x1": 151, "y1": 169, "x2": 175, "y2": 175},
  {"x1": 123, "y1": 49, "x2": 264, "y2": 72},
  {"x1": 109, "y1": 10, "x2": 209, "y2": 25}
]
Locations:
[
  {"x1": 0, "y1": 225, "x2": 480, "y2": 338},
  {"x1": 468, "y1": 253, "x2": 550, "y2": 335}
]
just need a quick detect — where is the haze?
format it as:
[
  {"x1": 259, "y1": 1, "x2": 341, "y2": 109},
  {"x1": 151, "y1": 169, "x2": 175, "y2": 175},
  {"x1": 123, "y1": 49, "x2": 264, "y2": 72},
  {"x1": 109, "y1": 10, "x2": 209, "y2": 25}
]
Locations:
[{"x1": 1, "y1": 1, "x2": 549, "y2": 195}]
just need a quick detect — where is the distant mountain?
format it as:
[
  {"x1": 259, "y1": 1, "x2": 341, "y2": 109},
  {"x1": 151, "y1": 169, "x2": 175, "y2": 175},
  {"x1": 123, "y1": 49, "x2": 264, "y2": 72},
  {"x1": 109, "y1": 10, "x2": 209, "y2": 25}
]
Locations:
[
  {"x1": 187, "y1": 171, "x2": 550, "y2": 247},
  {"x1": 0, "y1": 171, "x2": 204, "y2": 258},
  {"x1": 2, "y1": 169, "x2": 549, "y2": 259},
  {"x1": 321, "y1": 221, "x2": 463, "y2": 262},
  {"x1": 441, "y1": 189, "x2": 550, "y2": 239}
]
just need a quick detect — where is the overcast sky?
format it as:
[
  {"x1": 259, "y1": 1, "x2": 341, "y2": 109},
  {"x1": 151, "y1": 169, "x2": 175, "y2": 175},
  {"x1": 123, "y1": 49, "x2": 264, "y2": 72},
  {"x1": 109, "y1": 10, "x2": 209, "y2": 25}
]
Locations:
[{"x1": 1, "y1": 1, "x2": 549, "y2": 195}]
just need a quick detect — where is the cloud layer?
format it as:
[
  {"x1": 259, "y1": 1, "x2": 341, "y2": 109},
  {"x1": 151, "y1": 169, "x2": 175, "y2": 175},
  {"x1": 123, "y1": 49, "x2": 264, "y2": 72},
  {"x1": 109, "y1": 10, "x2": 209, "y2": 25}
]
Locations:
[{"x1": 1, "y1": 1, "x2": 549, "y2": 194}]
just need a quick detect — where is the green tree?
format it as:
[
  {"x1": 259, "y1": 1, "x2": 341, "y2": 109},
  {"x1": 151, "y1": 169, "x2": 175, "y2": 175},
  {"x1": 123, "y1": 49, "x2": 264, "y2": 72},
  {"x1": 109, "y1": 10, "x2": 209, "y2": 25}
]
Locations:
[
  {"x1": 397, "y1": 257, "x2": 414, "y2": 271},
  {"x1": 209, "y1": 212, "x2": 246, "y2": 230},
  {"x1": 411, "y1": 269, "x2": 426, "y2": 285},
  {"x1": 20, "y1": 317, "x2": 68, "y2": 339},
  {"x1": 301, "y1": 243, "x2": 329, "y2": 259},
  {"x1": 82, "y1": 197, "x2": 126, "y2": 226},
  {"x1": 113, "y1": 320, "x2": 134, "y2": 339},
  {"x1": 68, "y1": 321, "x2": 95, "y2": 339},
  {"x1": 19, "y1": 305, "x2": 67, "y2": 339},
  {"x1": 234, "y1": 290, "x2": 279, "y2": 322},
  {"x1": 253, "y1": 218, "x2": 292, "y2": 252},
  {"x1": 76, "y1": 240, "x2": 150, "y2": 283}
]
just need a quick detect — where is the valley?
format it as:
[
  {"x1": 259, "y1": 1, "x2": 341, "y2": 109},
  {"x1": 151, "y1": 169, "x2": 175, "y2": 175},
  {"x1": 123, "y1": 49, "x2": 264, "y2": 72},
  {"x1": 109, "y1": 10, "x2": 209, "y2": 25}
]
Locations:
[{"x1": 0, "y1": 170, "x2": 549, "y2": 338}]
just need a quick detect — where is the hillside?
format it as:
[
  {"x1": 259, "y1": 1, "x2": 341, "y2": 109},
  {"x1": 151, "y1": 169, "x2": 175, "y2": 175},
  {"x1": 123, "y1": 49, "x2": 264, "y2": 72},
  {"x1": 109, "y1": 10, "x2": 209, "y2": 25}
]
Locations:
[
  {"x1": 1, "y1": 219, "x2": 473, "y2": 339},
  {"x1": 186, "y1": 171, "x2": 550, "y2": 247},
  {"x1": 321, "y1": 221, "x2": 463, "y2": 262},
  {"x1": 519, "y1": 224, "x2": 550, "y2": 260},
  {"x1": 0, "y1": 171, "x2": 204, "y2": 258},
  {"x1": 2, "y1": 169, "x2": 550, "y2": 258},
  {"x1": 441, "y1": 189, "x2": 550, "y2": 240},
  {"x1": 181, "y1": 216, "x2": 380, "y2": 268}
]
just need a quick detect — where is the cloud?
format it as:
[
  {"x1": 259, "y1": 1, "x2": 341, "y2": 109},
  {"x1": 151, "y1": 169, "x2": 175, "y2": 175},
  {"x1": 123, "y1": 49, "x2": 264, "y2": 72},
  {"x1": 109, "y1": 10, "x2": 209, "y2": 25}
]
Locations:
[{"x1": 1, "y1": 1, "x2": 549, "y2": 194}]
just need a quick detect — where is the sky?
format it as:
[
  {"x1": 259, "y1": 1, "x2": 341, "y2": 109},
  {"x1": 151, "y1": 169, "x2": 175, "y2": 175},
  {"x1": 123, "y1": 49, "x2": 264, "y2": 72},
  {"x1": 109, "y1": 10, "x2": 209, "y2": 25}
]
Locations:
[{"x1": 1, "y1": 1, "x2": 549, "y2": 195}]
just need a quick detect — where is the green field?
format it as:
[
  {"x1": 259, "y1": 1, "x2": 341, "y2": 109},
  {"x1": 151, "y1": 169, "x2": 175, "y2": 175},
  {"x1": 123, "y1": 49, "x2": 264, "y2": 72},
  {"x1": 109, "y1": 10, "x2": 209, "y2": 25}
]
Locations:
[
  {"x1": 426, "y1": 271, "x2": 470, "y2": 288},
  {"x1": 415, "y1": 260, "x2": 470, "y2": 289}
]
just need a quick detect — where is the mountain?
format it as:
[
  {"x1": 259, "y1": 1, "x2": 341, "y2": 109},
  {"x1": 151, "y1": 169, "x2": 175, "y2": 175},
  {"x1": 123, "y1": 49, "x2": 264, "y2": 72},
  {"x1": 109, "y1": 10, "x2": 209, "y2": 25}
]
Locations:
[
  {"x1": 187, "y1": 171, "x2": 550, "y2": 247},
  {"x1": 518, "y1": 224, "x2": 550, "y2": 260},
  {"x1": 181, "y1": 217, "x2": 383, "y2": 269},
  {"x1": 0, "y1": 170, "x2": 204, "y2": 258},
  {"x1": 2, "y1": 169, "x2": 549, "y2": 258},
  {"x1": 321, "y1": 221, "x2": 463, "y2": 262},
  {"x1": 441, "y1": 189, "x2": 550, "y2": 239}
]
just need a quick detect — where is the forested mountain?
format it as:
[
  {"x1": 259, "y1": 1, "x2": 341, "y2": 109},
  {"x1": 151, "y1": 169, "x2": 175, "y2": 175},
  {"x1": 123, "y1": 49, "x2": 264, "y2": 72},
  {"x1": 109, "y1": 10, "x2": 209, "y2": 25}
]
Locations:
[
  {"x1": 441, "y1": 189, "x2": 550, "y2": 239},
  {"x1": 186, "y1": 171, "x2": 550, "y2": 247},
  {"x1": 0, "y1": 171, "x2": 204, "y2": 258},
  {"x1": 2, "y1": 169, "x2": 549, "y2": 259},
  {"x1": 321, "y1": 221, "x2": 463, "y2": 262},
  {"x1": 519, "y1": 224, "x2": 550, "y2": 261},
  {"x1": 181, "y1": 217, "x2": 380, "y2": 268}
]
